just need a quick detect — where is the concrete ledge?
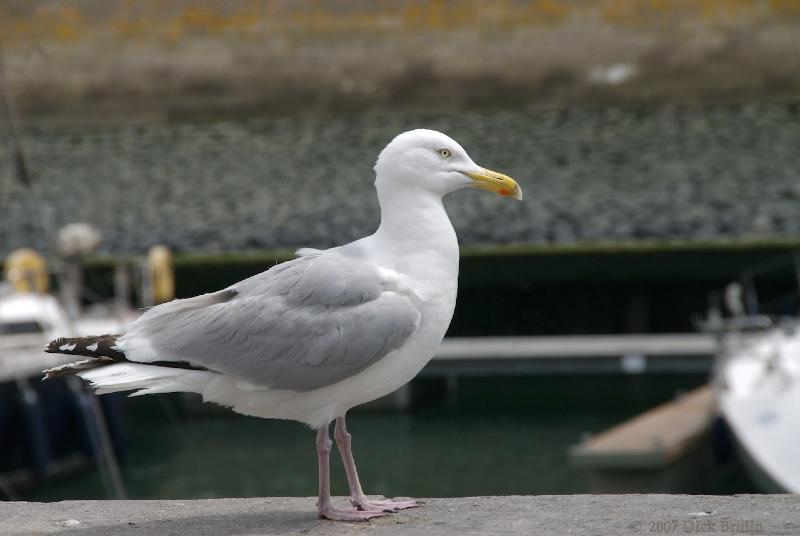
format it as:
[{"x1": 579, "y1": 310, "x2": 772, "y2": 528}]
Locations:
[{"x1": 1, "y1": 495, "x2": 798, "y2": 536}]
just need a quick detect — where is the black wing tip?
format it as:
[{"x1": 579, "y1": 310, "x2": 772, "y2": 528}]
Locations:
[
  {"x1": 45, "y1": 334, "x2": 124, "y2": 359},
  {"x1": 45, "y1": 337, "x2": 69, "y2": 353},
  {"x1": 42, "y1": 369, "x2": 60, "y2": 381},
  {"x1": 42, "y1": 357, "x2": 115, "y2": 381}
]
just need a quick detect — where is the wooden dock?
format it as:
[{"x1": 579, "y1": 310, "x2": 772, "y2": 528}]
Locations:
[{"x1": 570, "y1": 385, "x2": 718, "y2": 492}]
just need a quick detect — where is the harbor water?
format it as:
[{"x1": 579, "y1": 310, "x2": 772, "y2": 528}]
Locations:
[{"x1": 22, "y1": 374, "x2": 754, "y2": 501}]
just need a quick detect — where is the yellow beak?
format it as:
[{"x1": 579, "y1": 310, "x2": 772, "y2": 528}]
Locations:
[{"x1": 464, "y1": 168, "x2": 523, "y2": 200}]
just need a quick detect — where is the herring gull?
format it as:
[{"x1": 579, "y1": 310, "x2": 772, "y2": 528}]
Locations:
[{"x1": 44, "y1": 129, "x2": 522, "y2": 521}]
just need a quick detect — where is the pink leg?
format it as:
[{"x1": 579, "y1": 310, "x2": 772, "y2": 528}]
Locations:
[
  {"x1": 316, "y1": 423, "x2": 387, "y2": 521},
  {"x1": 334, "y1": 416, "x2": 418, "y2": 512}
]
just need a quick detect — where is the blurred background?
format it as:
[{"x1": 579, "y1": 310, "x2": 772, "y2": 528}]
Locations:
[{"x1": 1, "y1": 0, "x2": 800, "y2": 501}]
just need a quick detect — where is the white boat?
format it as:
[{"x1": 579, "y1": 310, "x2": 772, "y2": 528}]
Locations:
[
  {"x1": 0, "y1": 286, "x2": 131, "y2": 383},
  {"x1": 715, "y1": 323, "x2": 800, "y2": 492},
  {"x1": 0, "y1": 283, "x2": 133, "y2": 498},
  {"x1": 0, "y1": 291, "x2": 124, "y2": 376},
  {"x1": 709, "y1": 282, "x2": 800, "y2": 492}
]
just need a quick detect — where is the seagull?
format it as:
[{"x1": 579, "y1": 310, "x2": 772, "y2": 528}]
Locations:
[{"x1": 44, "y1": 129, "x2": 522, "y2": 521}]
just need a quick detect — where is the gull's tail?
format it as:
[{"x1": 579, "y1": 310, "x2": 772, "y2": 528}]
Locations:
[
  {"x1": 43, "y1": 334, "x2": 124, "y2": 379},
  {"x1": 44, "y1": 334, "x2": 212, "y2": 397}
]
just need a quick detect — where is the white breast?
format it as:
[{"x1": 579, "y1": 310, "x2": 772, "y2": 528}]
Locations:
[{"x1": 201, "y1": 239, "x2": 459, "y2": 428}]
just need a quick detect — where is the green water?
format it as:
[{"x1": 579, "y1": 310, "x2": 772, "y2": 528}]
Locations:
[{"x1": 24, "y1": 375, "x2": 751, "y2": 500}]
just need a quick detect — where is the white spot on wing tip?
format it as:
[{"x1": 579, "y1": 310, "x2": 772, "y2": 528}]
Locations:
[
  {"x1": 86, "y1": 343, "x2": 99, "y2": 352},
  {"x1": 59, "y1": 343, "x2": 77, "y2": 352}
]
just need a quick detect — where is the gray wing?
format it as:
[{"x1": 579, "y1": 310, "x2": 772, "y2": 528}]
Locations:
[{"x1": 120, "y1": 250, "x2": 422, "y2": 391}]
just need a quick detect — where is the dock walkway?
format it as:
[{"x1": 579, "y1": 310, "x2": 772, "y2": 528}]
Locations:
[
  {"x1": 425, "y1": 333, "x2": 715, "y2": 376},
  {"x1": 572, "y1": 385, "x2": 716, "y2": 468},
  {"x1": 570, "y1": 386, "x2": 718, "y2": 492}
]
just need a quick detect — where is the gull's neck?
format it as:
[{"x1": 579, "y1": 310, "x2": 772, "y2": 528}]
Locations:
[
  {"x1": 373, "y1": 185, "x2": 458, "y2": 258},
  {"x1": 367, "y1": 184, "x2": 459, "y2": 303},
  {"x1": 354, "y1": 176, "x2": 460, "y2": 312}
]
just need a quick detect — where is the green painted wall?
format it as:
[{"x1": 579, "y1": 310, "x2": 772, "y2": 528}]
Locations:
[{"x1": 80, "y1": 240, "x2": 800, "y2": 335}]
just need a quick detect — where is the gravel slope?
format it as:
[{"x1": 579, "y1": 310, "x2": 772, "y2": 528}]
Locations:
[{"x1": 1, "y1": 103, "x2": 799, "y2": 255}]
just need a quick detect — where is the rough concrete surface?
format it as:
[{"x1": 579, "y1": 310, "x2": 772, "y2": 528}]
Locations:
[{"x1": 0, "y1": 495, "x2": 798, "y2": 536}]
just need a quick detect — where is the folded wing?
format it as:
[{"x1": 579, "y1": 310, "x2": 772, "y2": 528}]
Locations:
[{"x1": 120, "y1": 251, "x2": 422, "y2": 391}]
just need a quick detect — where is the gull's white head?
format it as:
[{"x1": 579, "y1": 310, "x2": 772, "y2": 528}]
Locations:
[{"x1": 374, "y1": 129, "x2": 522, "y2": 200}]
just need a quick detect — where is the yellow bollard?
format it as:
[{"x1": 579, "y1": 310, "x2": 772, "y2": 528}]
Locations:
[
  {"x1": 147, "y1": 245, "x2": 175, "y2": 305},
  {"x1": 4, "y1": 249, "x2": 49, "y2": 294}
]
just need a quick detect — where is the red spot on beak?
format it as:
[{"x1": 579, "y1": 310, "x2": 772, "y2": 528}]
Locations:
[{"x1": 499, "y1": 188, "x2": 511, "y2": 196}]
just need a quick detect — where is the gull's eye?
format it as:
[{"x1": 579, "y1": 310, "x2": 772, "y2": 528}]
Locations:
[{"x1": 438, "y1": 148, "x2": 452, "y2": 158}]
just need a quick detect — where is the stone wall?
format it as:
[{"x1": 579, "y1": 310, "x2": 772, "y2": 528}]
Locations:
[{"x1": 2, "y1": 1, "x2": 799, "y2": 122}]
